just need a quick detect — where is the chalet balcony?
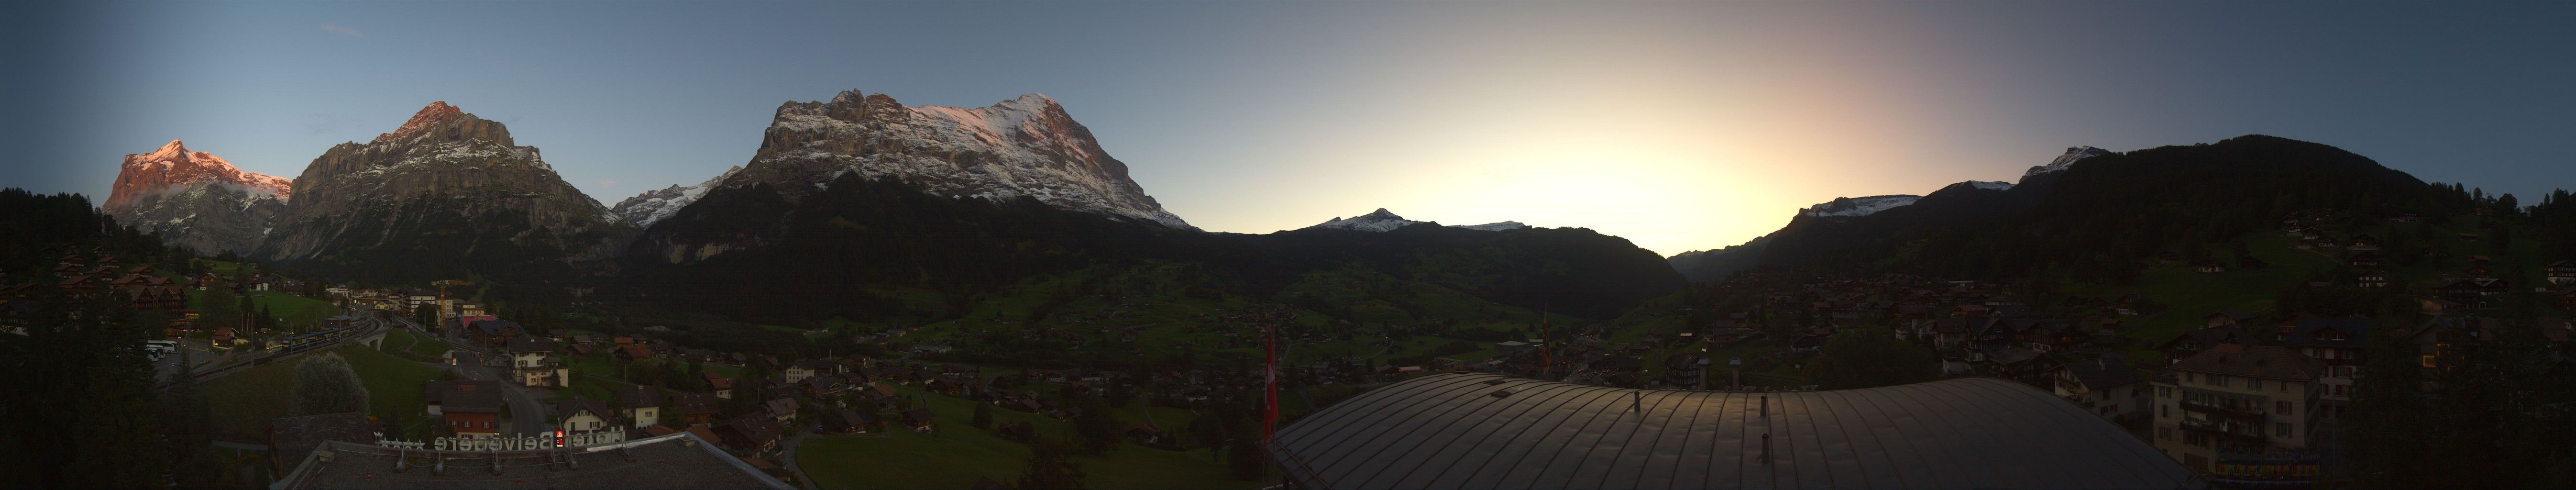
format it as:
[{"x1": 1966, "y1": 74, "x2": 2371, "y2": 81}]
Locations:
[
  {"x1": 2180, "y1": 399, "x2": 2269, "y2": 421},
  {"x1": 2180, "y1": 420, "x2": 2270, "y2": 444}
]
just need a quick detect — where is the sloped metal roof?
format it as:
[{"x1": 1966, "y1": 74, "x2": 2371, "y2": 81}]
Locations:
[{"x1": 1269, "y1": 373, "x2": 2202, "y2": 490}]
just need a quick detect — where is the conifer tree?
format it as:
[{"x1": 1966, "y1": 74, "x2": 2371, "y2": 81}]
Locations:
[
  {"x1": 1013, "y1": 438, "x2": 1085, "y2": 490},
  {"x1": 290, "y1": 352, "x2": 371, "y2": 416}
]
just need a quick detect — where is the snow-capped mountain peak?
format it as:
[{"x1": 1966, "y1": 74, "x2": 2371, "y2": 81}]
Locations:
[
  {"x1": 1311, "y1": 208, "x2": 1424, "y2": 232},
  {"x1": 1799, "y1": 195, "x2": 1921, "y2": 217},
  {"x1": 107, "y1": 139, "x2": 293, "y2": 212},
  {"x1": 612, "y1": 166, "x2": 744, "y2": 226},
  {"x1": 732, "y1": 90, "x2": 1194, "y2": 230},
  {"x1": 102, "y1": 139, "x2": 297, "y2": 254},
  {"x1": 1305, "y1": 209, "x2": 1534, "y2": 233},
  {"x1": 2021, "y1": 146, "x2": 2112, "y2": 178}
]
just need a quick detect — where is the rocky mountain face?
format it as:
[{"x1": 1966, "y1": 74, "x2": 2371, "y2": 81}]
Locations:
[
  {"x1": 631, "y1": 90, "x2": 1192, "y2": 264},
  {"x1": 2024, "y1": 146, "x2": 2114, "y2": 178},
  {"x1": 739, "y1": 90, "x2": 1183, "y2": 226},
  {"x1": 259, "y1": 101, "x2": 629, "y2": 286},
  {"x1": 100, "y1": 140, "x2": 294, "y2": 254}
]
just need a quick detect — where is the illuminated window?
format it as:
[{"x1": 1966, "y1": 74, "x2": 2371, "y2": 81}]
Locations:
[{"x1": 2422, "y1": 355, "x2": 2438, "y2": 367}]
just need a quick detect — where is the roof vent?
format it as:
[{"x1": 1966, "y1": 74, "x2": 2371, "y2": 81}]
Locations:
[{"x1": 1489, "y1": 390, "x2": 1514, "y2": 398}]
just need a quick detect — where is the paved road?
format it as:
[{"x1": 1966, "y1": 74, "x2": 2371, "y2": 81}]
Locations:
[
  {"x1": 778, "y1": 431, "x2": 821, "y2": 489},
  {"x1": 424, "y1": 315, "x2": 550, "y2": 438},
  {"x1": 440, "y1": 347, "x2": 550, "y2": 437}
]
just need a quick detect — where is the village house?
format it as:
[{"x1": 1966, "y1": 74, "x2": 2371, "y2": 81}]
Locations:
[
  {"x1": 2284, "y1": 318, "x2": 2370, "y2": 418},
  {"x1": 671, "y1": 392, "x2": 721, "y2": 427},
  {"x1": 2156, "y1": 325, "x2": 2257, "y2": 366},
  {"x1": 784, "y1": 360, "x2": 835, "y2": 384},
  {"x1": 614, "y1": 384, "x2": 664, "y2": 428},
  {"x1": 423, "y1": 379, "x2": 504, "y2": 416},
  {"x1": 469, "y1": 319, "x2": 526, "y2": 348},
  {"x1": 714, "y1": 415, "x2": 785, "y2": 454},
  {"x1": 1984, "y1": 346, "x2": 2055, "y2": 386},
  {"x1": 554, "y1": 396, "x2": 618, "y2": 433},
  {"x1": 709, "y1": 375, "x2": 738, "y2": 400},
  {"x1": 823, "y1": 409, "x2": 882, "y2": 434},
  {"x1": 508, "y1": 337, "x2": 570, "y2": 387},
  {"x1": 763, "y1": 398, "x2": 800, "y2": 425},
  {"x1": 903, "y1": 408, "x2": 937, "y2": 433},
  {"x1": 2150, "y1": 344, "x2": 2325, "y2": 474},
  {"x1": 2053, "y1": 358, "x2": 2150, "y2": 423},
  {"x1": 439, "y1": 385, "x2": 506, "y2": 438}
]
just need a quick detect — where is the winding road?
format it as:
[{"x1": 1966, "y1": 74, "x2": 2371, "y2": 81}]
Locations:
[{"x1": 412, "y1": 315, "x2": 550, "y2": 437}]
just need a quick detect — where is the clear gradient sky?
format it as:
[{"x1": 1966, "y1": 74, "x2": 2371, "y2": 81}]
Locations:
[{"x1": 4, "y1": 1, "x2": 2571, "y2": 256}]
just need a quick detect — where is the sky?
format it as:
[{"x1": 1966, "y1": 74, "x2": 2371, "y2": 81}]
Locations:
[{"x1": 4, "y1": 1, "x2": 2572, "y2": 257}]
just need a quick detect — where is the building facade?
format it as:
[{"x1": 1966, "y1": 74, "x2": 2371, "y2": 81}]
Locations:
[{"x1": 2151, "y1": 344, "x2": 2325, "y2": 479}]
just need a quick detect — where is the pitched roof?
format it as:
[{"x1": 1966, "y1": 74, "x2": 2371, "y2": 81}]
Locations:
[
  {"x1": 613, "y1": 385, "x2": 664, "y2": 410},
  {"x1": 2156, "y1": 325, "x2": 2255, "y2": 352},
  {"x1": 507, "y1": 337, "x2": 556, "y2": 353},
  {"x1": 425, "y1": 380, "x2": 504, "y2": 405},
  {"x1": 2284, "y1": 317, "x2": 2374, "y2": 348},
  {"x1": 1268, "y1": 373, "x2": 2200, "y2": 490},
  {"x1": 717, "y1": 415, "x2": 784, "y2": 444},
  {"x1": 1989, "y1": 346, "x2": 2045, "y2": 365},
  {"x1": 2169, "y1": 344, "x2": 2323, "y2": 381},
  {"x1": 442, "y1": 388, "x2": 504, "y2": 414},
  {"x1": 2061, "y1": 358, "x2": 2146, "y2": 389},
  {"x1": 672, "y1": 393, "x2": 720, "y2": 415},
  {"x1": 555, "y1": 396, "x2": 614, "y2": 424}
]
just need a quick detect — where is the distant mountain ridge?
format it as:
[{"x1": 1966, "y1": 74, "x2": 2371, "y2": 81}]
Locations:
[
  {"x1": 612, "y1": 166, "x2": 742, "y2": 227},
  {"x1": 100, "y1": 140, "x2": 293, "y2": 254},
  {"x1": 1668, "y1": 145, "x2": 2112, "y2": 281},
  {"x1": 1666, "y1": 136, "x2": 2432, "y2": 282},
  {"x1": 259, "y1": 101, "x2": 630, "y2": 289},
  {"x1": 1303, "y1": 208, "x2": 1532, "y2": 233}
]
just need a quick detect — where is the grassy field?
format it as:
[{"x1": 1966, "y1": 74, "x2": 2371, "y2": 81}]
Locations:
[
  {"x1": 187, "y1": 289, "x2": 343, "y2": 330},
  {"x1": 384, "y1": 328, "x2": 453, "y2": 358},
  {"x1": 2074, "y1": 234, "x2": 2341, "y2": 362},
  {"x1": 201, "y1": 345, "x2": 443, "y2": 440},
  {"x1": 796, "y1": 384, "x2": 1250, "y2": 490}
]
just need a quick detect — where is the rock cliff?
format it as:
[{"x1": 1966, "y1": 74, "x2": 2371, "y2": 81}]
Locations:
[
  {"x1": 101, "y1": 140, "x2": 293, "y2": 254},
  {"x1": 259, "y1": 101, "x2": 629, "y2": 281}
]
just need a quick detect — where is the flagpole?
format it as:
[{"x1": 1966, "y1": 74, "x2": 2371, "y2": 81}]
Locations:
[{"x1": 1264, "y1": 319, "x2": 1279, "y2": 484}]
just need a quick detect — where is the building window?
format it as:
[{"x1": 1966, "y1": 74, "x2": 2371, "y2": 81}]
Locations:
[
  {"x1": 2159, "y1": 427, "x2": 2172, "y2": 440},
  {"x1": 2160, "y1": 405, "x2": 2169, "y2": 418},
  {"x1": 2278, "y1": 401, "x2": 2292, "y2": 415},
  {"x1": 2422, "y1": 355, "x2": 2438, "y2": 367},
  {"x1": 2212, "y1": 375, "x2": 2227, "y2": 388},
  {"x1": 2248, "y1": 379, "x2": 2262, "y2": 390},
  {"x1": 2277, "y1": 423, "x2": 2293, "y2": 437}
]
